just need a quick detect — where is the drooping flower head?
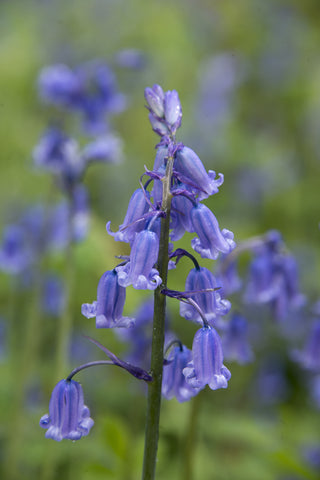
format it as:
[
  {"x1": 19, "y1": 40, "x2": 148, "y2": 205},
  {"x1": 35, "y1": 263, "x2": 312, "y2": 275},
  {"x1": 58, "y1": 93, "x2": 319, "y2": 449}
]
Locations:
[
  {"x1": 40, "y1": 379, "x2": 94, "y2": 441},
  {"x1": 191, "y1": 202, "x2": 236, "y2": 260},
  {"x1": 183, "y1": 325, "x2": 231, "y2": 391},
  {"x1": 116, "y1": 230, "x2": 161, "y2": 290},
  {"x1": 82, "y1": 269, "x2": 134, "y2": 328},
  {"x1": 106, "y1": 188, "x2": 150, "y2": 244}
]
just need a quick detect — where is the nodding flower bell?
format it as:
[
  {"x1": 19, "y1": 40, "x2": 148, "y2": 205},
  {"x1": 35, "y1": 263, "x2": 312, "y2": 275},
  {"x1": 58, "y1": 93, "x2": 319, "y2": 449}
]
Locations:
[
  {"x1": 39, "y1": 379, "x2": 94, "y2": 441},
  {"x1": 162, "y1": 343, "x2": 201, "y2": 402},
  {"x1": 190, "y1": 203, "x2": 236, "y2": 260},
  {"x1": 180, "y1": 267, "x2": 230, "y2": 326},
  {"x1": 116, "y1": 229, "x2": 161, "y2": 290},
  {"x1": 183, "y1": 325, "x2": 231, "y2": 391},
  {"x1": 106, "y1": 188, "x2": 150, "y2": 244},
  {"x1": 174, "y1": 146, "x2": 224, "y2": 200},
  {"x1": 81, "y1": 269, "x2": 134, "y2": 328}
]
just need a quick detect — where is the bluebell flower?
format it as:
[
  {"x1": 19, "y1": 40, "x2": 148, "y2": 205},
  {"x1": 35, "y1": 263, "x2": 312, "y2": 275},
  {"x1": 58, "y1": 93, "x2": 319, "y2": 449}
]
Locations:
[
  {"x1": 107, "y1": 188, "x2": 150, "y2": 244},
  {"x1": 38, "y1": 61, "x2": 126, "y2": 134},
  {"x1": 174, "y1": 146, "x2": 224, "y2": 200},
  {"x1": 244, "y1": 233, "x2": 305, "y2": 320},
  {"x1": 183, "y1": 326, "x2": 231, "y2": 390},
  {"x1": 0, "y1": 224, "x2": 32, "y2": 274},
  {"x1": 180, "y1": 267, "x2": 230, "y2": 326},
  {"x1": 33, "y1": 128, "x2": 83, "y2": 182},
  {"x1": 82, "y1": 269, "x2": 134, "y2": 328},
  {"x1": 38, "y1": 64, "x2": 79, "y2": 107},
  {"x1": 162, "y1": 344, "x2": 201, "y2": 402},
  {"x1": 40, "y1": 379, "x2": 94, "y2": 441},
  {"x1": 117, "y1": 230, "x2": 161, "y2": 290},
  {"x1": 190, "y1": 203, "x2": 236, "y2": 260},
  {"x1": 221, "y1": 313, "x2": 253, "y2": 365}
]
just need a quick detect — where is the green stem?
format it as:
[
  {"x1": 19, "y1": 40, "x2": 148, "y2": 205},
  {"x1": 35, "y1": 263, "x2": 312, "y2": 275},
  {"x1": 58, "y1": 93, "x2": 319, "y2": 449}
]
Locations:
[{"x1": 142, "y1": 156, "x2": 174, "y2": 480}]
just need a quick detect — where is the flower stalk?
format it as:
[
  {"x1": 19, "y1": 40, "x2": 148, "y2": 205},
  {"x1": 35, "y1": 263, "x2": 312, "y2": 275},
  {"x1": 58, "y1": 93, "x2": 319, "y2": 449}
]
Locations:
[{"x1": 142, "y1": 155, "x2": 174, "y2": 480}]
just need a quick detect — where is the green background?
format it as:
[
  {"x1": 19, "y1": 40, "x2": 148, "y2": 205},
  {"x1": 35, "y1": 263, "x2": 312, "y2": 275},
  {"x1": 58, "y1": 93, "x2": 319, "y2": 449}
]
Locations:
[{"x1": 0, "y1": 1, "x2": 319, "y2": 479}]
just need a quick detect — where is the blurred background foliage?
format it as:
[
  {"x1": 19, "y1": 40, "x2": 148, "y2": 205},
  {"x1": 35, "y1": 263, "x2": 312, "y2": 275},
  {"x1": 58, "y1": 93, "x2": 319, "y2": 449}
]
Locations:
[{"x1": 0, "y1": 0, "x2": 319, "y2": 479}]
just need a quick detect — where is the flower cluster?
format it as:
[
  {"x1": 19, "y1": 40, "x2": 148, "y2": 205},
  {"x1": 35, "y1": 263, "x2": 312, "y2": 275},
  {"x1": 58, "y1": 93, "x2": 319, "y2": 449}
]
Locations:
[
  {"x1": 40, "y1": 83, "x2": 237, "y2": 441},
  {"x1": 38, "y1": 60, "x2": 126, "y2": 135}
]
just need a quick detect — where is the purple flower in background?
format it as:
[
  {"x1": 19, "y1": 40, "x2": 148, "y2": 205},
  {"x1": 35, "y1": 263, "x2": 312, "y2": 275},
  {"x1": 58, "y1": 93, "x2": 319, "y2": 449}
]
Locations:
[
  {"x1": 82, "y1": 134, "x2": 123, "y2": 164},
  {"x1": 117, "y1": 230, "x2": 161, "y2": 290},
  {"x1": 38, "y1": 64, "x2": 79, "y2": 107},
  {"x1": 33, "y1": 128, "x2": 83, "y2": 182},
  {"x1": 82, "y1": 269, "x2": 134, "y2": 328},
  {"x1": 38, "y1": 61, "x2": 126, "y2": 134},
  {"x1": 162, "y1": 344, "x2": 201, "y2": 402},
  {"x1": 191, "y1": 203, "x2": 236, "y2": 260},
  {"x1": 180, "y1": 267, "x2": 230, "y2": 326},
  {"x1": 183, "y1": 326, "x2": 231, "y2": 391},
  {"x1": 0, "y1": 224, "x2": 32, "y2": 274},
  {"x1": 244, "y1": 231, "x2": 305, "y2": 320},
  {"x1": 107, "y1": 188, "x2": 150, "y2": 244},
  {"x1": 222, "y1": 313, "x2": 254, "y2": 365},
  {"x1": 42, "y1": 275, "x2": 66, "y2": 317},
  {"x1": 39, "y1": 379, "x2": 94, "y2": 441}
]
